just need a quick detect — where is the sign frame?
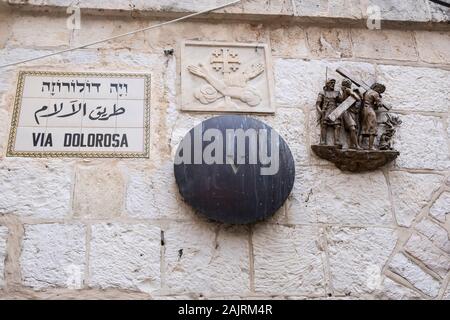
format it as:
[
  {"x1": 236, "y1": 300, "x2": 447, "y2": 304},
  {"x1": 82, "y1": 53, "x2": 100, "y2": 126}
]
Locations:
[{"x1": 7, "y1": 70, "x2": 151, "y2": 158}]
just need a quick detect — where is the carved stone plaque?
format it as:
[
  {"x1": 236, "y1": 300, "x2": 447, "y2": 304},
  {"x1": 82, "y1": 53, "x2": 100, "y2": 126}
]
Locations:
[
  {"x1": 180, "y1": 41, "x2": 275, "y2": 113},
  {"x1": 7, "y1": 71, "x2": 150, "y2": 158}
]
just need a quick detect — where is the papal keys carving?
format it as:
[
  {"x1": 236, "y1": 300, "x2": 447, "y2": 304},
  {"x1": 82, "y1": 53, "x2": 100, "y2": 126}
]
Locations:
[
  {"x1": 180, "y1": 41, "x2": 275, "y2": 113},
  {"x1": 311, "y1": 68, "x2": 401, "y2": 172}
]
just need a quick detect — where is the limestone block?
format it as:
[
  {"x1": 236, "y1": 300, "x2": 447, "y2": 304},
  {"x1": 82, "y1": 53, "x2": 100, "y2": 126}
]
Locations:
[
  {"x1": 415, "y1": 219, "x2": 450, "y2": 254},
  {"x1": 274, "y1": 58, "x2": 375, "y2": 108},
  {"x1": 306, "y1": 27, "x2": 352, "y2": 58},
  {"x1": 0, "y1": 109, "x2": 10, "y2": 157},
  {"x1": 8, "y1": 15, "x2": 71, "y2": 48},
  {"x1": 376, "y1": 278, "x2": 422, "y2": 300},
  {"x1": 126, "y1": 160, "x2": 185, "y2": 220},
  {"x1": 270, "y1": 26, "x2": 308, "y2": 58},
  {"x1": 241, "y1": 0, "x2": 294, "y2": 15},
  {"x1": 377, "y1": 65, "x2": 450, "y2": 113},
  {"x1": 0, "y1": 226, "x2": 7, "y2": 288},
  {"x1": 0, "y1": 158, "x2": 73, "y2": 219},
  {"x1": 257, "y1": 108, "x2": 309, "y2": 166},
  {"x1": 89, "y1": 223, "x2": 161, "y2": 292},
  {"x1": 0, "y1": 9, "x2": 12, "y2": 49},
  {"x1": 415, "y1": 31, "x2": 450, "y2": 65},
  {"x1": 394, "y1": 115, "x2": 449, "y2": 170},
  {"x1": 73, "y1": 163, "x2": 124, "y2": 219},
  {"x1": 352, "y1": 30, "x2": 417, "y2": 61},
  {"x1": 164, "y1": 222, "x2": 250, "y2": 294},
  {"x1": 429, "y1": 1, "x2": 450, "y2": 22},
  {"x1": 327, "y1": 227, "x2": 398, "y2": 295},
  {"x1": 360, "y1": 0, "x2": 431, "y2": 22},
  {"x1": 389, "y1": 172, "x2": 443, "y2": 227},
  {"x1": 70, "y1": 16, "x2": 147, "y2": 50},
  {"x1": 430, "y1": 192, "x2": 450, "y2": 224},
  {"x1": 289, "y1": 166, "x2": 392, "y2": 225},
  {"x1": 388, "y1": 253, "x2": 440, "y2": 297},
  {"x1": 253, "y1": 224, "x2": 324, "y2": 295},
  {"x1": 293, "y1": 0, "x2": 362, "y2": 19},
  {"x1": 21, "y1": 223, "x2": 86, "y2": 289},
  {"x1": 405, "y1": 233, "x2": 450, "y2": 278}
]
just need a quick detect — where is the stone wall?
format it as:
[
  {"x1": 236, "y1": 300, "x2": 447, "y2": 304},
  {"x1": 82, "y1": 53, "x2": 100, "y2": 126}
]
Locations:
[{"x1": 0, "y1": 0, "x2": 449, "y2": 299}]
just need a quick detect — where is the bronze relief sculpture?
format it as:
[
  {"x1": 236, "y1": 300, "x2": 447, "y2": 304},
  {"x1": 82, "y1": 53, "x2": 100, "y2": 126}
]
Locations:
[{"x1": 311, "y1": 68, "x2": 401, "y2": 172}]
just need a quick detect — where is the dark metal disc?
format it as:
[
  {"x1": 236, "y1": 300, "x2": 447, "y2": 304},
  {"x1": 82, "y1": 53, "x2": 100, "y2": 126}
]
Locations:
[{"x1": 174, "y1": 115, "x2": 295, "y2": 224}]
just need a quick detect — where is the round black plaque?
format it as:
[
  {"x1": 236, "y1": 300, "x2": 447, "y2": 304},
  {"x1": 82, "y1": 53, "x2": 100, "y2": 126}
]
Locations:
[{"x1": 174, "y1": 115, "x2": 295, "y2": 224}]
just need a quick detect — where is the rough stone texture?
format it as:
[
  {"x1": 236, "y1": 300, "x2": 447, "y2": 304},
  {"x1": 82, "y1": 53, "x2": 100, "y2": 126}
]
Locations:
[
  {"x1": 8, "y1": 15, "x2": 70, "y2": 49},
  {"x1": 404, "y1": 233, "x2": 450, "y2": 278},
  {"x1": 430, "y1": 192, "x2": 450, "y2": 224},
  {"x1": 415, "y1": 31, "x2": 450, "y2": 65},
  {"x1": 352, "y1": 30, "x2": 417, "y2": 61},
  {"x1": 293, "y1": 0, "x2": 362, "y2": 19},
  {"x1": 73, "y1": 163, "x2": 125, "y2": 219},
  {"x1": 164, "y1": 222, "x2": 250, "y2": 294},
  {"x1": 377, "y1": 65, "x2": 450, "y2": 113},
  {"x1": 429, "y1": 1, "x2": 450, "y2": 22},
  {"x1": 291, "y1": 166, "x2": 392, "y2": 225},
  {"x1": 253, "y1": 224, "x2": 324, "y2": 295},
  {"x1": 327, "y1": 227, "x2": 398, "y2": 295},
  {"x1": 388, "y1": 253, "x2": 440, "y2": 298},
  {"x1": 89, "y1": 223, "x2": 161, "y2": 292},
  {"x1": 274, "y1": 58, "x2": 375, "y2": 108},
  {"x1": 394, "y1": 115, "x2": 449, "y2": 170},
  {"x1": 21, "y1": 224, "x2": 86, "y2": 290},
  {"x1": 445, "y1": 284, "x2": 450, "y2": 300},
  {"x1": 361, "y1": 0, "x2": 431, "y2": 22},
  {"x1": 0, "y1": 109, "x2": 9, "y2": 157},
  {"x1": 0, "y1": 158, "x2": 73, "y2": 219},
  {"x1": 270, "y1": 25, "x2": 308, "y2": 58},
  {"x1": 389, "y1": 172, "x2": 443, "y2": 227},
  {"x1": 0, "y1": 226, "x2": 7, "y2": 288},
  {"x1": 126, "y1": 161, "x2": 186, "y2": 220},
  {"x1": 306, "y1": 27, "x2": 352, "y2": 58},
  {"x1": 376, "y1": 277, "x2": 422, "y2": 300},
  {"x1": 415, "y1": 219, "x2": 450, "y2": 254}
]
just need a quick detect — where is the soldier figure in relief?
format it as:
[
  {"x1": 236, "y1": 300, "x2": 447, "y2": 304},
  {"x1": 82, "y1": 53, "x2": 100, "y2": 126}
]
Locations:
[
  {"x1": 361, "y1": 83, "x2": 386, "y2": 150},
  {"x1": 316, "y1": 79, "x2": 343, "y2": 146},
  {"x1": 341, "y1": 79, "x2": 362, "y2": 149}
]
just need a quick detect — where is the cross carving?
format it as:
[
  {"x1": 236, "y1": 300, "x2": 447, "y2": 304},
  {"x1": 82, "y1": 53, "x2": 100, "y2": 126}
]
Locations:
[{"x1": 210, "y1": 48, "x2": 240, "y2": 74}]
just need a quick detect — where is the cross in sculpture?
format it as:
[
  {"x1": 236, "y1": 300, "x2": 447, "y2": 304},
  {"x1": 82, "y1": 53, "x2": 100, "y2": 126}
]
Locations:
[{"x1": 210, "y1": 48, "x2": 240, "y2": 74}]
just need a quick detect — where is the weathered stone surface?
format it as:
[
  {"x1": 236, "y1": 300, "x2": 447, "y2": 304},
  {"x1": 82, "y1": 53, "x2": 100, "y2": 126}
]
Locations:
[
  {"x1": 0, "y1": 109, "x2": 9, "y2": 157},
  {"x1": 430, "y1": 192, "x2": 450, "y2": 224},
  {"x1": 445, "y1": 284, "x2": 450, "y2": 299},
  {"x1": 0, "y1": 9, "x2": 12, "y2": 49},
  {"x1": 73, "y1": 163, "x2": 125, "y2": 219},
  {"x1": 327, "y1": 227, "x2": 398, "y2": 295},
  {"x1": 415, "y1": 219, "x2": 450, "y2": 254},
  {"x1": 285, "y1": 174, "x2": 316, "y2": 224},
  {"x1": 291, "y1": 166, "x2": 392, "y2": 225},
  {"x1": 8, "y1": 15, "x2": 70, "y2": 48},
  {"x1": 274, "y1": 58, "x2": 375, "y2": 108},
  {"x1": 0, "y1": 158, "x2": 73, "y2": 219},
  {"x1": 388, "y1": 253, "x2": 440, "y2": 297},
  {"x1": 259, "y1": 108, "x2": 309, "y2": 166},
  {"x1": 253, "y1": 224, "x2": 324, "y2": 295},
  {"x1": 21, "y1": 223, "x2": 86, "y2": 289},
  {"x1": 394, "y1": 115, "x2": 449, "y2": 170},
  {"x1": 0, "y1": 226, "x2": 7, "y2": 288},
  {"x1": 126, "y1": 161, "x2": 185, "y2": 220},
  {"x1": 293, "y1": 0, "x2": 362, "y2": 18},
  {"x1": 429, "y1": 1, "x2": 450, "y2": 22},
  {"x1": 352, "y1": 30, "x2": 417, "y2": 61},
  {"x1": 270, "y1": 25, "x2": 308, "y2": 58},
  {"x1": 306, "y1": 27, "x2": 352, "y2": 58},
  {"x1": 376, "y1": 277, "x2": 422, "y2": 300},
  {"x1": 415, "y1": 31, "x2": 450, "y2": 65},
  {"x1": 404, "y1": 233, "x2": 450, "y2": 278},
  {"x1": 361, "y1": 0, "x2": 431, "y2": 22},
  {"x1": 164, "y1": 222, "x2": 250, "y2": 294},
  {"x1": 377, "y1": 65, "x2": 450, "y2": 113},
  {"x1": 389, "y1": 172, "x2": 443, "y2": 227},
  {"x1": 311, "y1": 145, "x2": 399, "y2": 172},
  {"x1": 89, "y1": 223, "x2": 161, "y2": 292}
]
